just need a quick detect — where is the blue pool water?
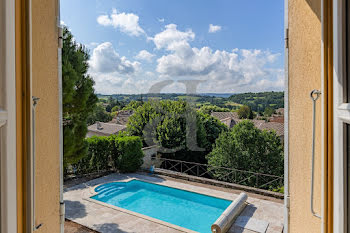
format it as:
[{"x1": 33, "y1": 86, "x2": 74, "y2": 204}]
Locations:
[{"x1": 91, "y1": 180, "x2": 232, "y2": 233}]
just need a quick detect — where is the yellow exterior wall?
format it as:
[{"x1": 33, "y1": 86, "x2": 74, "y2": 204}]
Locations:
[
  {"x1": 288, "y1": 0, "x2": 323, "y2": 232},
  {"x1": 31, "y1": 0, "x2": 60, "y2": 232}
]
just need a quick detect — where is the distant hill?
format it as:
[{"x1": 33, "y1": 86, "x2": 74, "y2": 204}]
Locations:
[
  {"x1": 228, "y1": 91, "x2": 284, "y2": 112},
  {"x1": 198, "y1": 93, "x2": 233, "y2": 98},
  {"x1": 97, "y1": 91, "x2": 284, "y2": 112}
]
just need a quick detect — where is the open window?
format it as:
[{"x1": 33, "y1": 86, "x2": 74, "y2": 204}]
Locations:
[
  {"x1": 333, "y1": 0, "x2": 350, "y2": 232},
  {"x1": 0, "y1": 0, "x2": 17, "y2": 232}
]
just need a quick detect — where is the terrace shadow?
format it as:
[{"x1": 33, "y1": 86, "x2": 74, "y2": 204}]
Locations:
[
  {"x1": 64, "y1": 172, "x2": 166, "y2": 192},
  {"x1": 93, "y1": 223, "x2": 128, "y2": 233},
  {"x1": 64, "y1": 200, "x2": 87, "y2": 219}
]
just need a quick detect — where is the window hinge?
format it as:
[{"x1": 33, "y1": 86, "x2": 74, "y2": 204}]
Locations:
[
  {"x1": 60, "y1": 201, "x2": 65, "y2": 224},
  {"x1": 285, "y1": 195, "x2": 290, "y2": 208},
  {"x1": 285, "y1": 28, "x2": 289, "y2": 49},
  {"x1": 58, "y1": 26, "x2": 63, "y2": 49}
]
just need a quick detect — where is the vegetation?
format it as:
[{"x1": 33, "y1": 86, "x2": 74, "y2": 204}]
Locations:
[
  {"x1": 228, "y1": 92, "x2": 284, "y2": 113},
  {"x1": 263, "y1": 106, "x2": 275, "y2": 117},
  {"x1": 199, "y1": 105, "x2": 231, "y2": 115},
  {"x1": 97, "y1": 91, "x2": 283, "y2": 114},
  {"x1": 207, "y1": 120, "x2": 283, "y2": 188},
  {"x1": 127, "y1": 100, "x2": 227, "y2": 163},
  {"x1": 74, "y1": 135, "x2": 144, "y2": 174},
  {"x1": 122, "y1": 100, "x2": 143, "y2": 111},
  {"x1": 87, "y1": 103, "x2": 113, "y2": 125},
  {"x1": 114, "y1": 136, "x2": 144, "y2": 172},
  {"x1": 62, "y1": 27, "x2": 98, "y2": 166},
  {"x1": 237, "y1": 105, "x2": 254, "y2": 119},
  {"x1": 105, "y1": 96, "x2": 124, "y2": 112}
]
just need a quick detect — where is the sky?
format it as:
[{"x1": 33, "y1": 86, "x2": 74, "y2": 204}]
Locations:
[{"x1": 61, "y1": 0, "x2": 285, "y2": 95}]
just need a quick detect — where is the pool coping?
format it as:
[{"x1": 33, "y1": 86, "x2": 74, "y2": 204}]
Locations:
[{"x1": 82, "y1": 177, "x2": 236, "y2": 233}]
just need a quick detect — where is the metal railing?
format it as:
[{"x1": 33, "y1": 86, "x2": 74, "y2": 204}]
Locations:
[{"x1": 157, "y1": 158, "x2": 283, "y2": 191}]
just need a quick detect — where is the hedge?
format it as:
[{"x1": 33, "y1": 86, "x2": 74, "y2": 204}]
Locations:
[
  {"x1": 73, "y1": 135, "x2": 144, "y2": 174},
  {"x1": 115, "y1": 136, "x2": 144, "y2": 172}
]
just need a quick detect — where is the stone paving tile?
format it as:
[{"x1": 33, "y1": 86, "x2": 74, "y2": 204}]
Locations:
[{"x1": 64, "y1": 173, "x2": 283, "y2": 233}]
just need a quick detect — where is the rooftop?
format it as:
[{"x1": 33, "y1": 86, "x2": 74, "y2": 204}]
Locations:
[
  {"x1": 211, "y1": 112, "x2": 284, "y2": 137},
  {"x1": 87, "y1": 122, "x2": 127, "y2": 136}
]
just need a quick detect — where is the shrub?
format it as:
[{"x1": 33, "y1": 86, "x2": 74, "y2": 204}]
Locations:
[
  {"x1": 72, "y1": 135, "x2": 144, "y2": 174},
  {"x1": 114, "y1": 136, "x2": 144, "y2": 172}
]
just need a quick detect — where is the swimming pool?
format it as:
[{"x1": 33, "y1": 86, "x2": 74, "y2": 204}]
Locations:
[{"x1": 91, "y1": 180, "x2": 232, "y2": 233}]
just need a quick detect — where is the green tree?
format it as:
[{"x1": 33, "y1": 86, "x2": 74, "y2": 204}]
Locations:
[
  {"x1": 62, "y1": 27, "x2": 98, "y2": 166},
  {"x1": 199, "y1": 105, "x2": 231, "y2": 115},
  {"x1": 111, "y1": 105, "x2": 120, "y2": 113},
  {"x1": 207, "y1": 120, "x2": 283, "y2": 187},
  {"x1": 197, "y1": 112, "x2": 228, "y2": 150},
  {"x1": 87, "y1": 103, "x2": 112, "y2": 125},
  {"x1": 237, "y1": 105, "x2": 254, "y2": 119},
  {"x1": 127, "y1": 100, "x2": 225, "y2": 163},
  {"x1": 264, "y1": 107, "x2": 275, "y2": 117},
  {"x1": 105, "y1": 96, "x2": 121, "y2": 112},
  {"x1": 123, "y1": 100, "x2": 143, "y2": 111}
]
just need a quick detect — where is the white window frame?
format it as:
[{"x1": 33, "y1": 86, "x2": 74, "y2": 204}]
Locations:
[
  {"x1": 0, "y1": 0, "x2": 17, "y2": 232},
  {"x1": 333, "y1": 0, "x2": 348, "y2": 232}
]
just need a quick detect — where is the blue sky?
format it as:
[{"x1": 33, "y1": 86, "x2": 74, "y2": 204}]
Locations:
[{"x1": 61, "y1": 0, "x2": 284, "y2": 94}]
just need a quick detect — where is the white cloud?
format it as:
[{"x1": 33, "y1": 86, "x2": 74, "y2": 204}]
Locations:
[
  {"x1": 156, "y1": 43, "x2": 283, "y2": 93},
  {"x1": 97, "y1": 9, "x2": 145, "y2": 37},
  {"x1": 158, "y1": 18, "x2": 165, "y2": 23},
  {"x1": 135, "y1": 50, "x2": 155, "y2": 62},
  {"x1": 152, "y1": 24, "x2": 195, "y2": 51},
  {"x1": 88, "y1": 23, "x2": 283, "y2": 94},
  {"x1": 89, "y1": 42, "x2": 140, "y2": 74},
  {"x1": 208, "y1": 24, "x2": 222, "y2": 33}
]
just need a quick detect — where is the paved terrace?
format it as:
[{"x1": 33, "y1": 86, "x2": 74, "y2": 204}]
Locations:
[{"x1": 64, "y1": 173, "x2": 283, "y2": 233}]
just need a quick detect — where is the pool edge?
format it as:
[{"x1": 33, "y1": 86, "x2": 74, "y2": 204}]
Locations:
[
  {"x1": 83, "y1": 177, "x2": 236, "y2": 233},
  {"x1": 83, "y1": 195, "x2": 199, "y2": 233}
]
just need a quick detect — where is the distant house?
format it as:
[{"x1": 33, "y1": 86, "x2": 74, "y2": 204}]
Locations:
[
  {"x1": 269, "y1": 108, "x2": 284, "y2": 123},
  {"x1": 253, "y1": 120, "x2": 284, "y2": 143},
  {"x1": 211, "y1": 111, "x2": 284, "y2": 143},
  {"x1": 210, "y1": 112, "x2": 240, "y2": 128},
  {"x1": 109, "y1": 110, "x2": 134, "y2": 125},
  {"x1": 275, "y1": 108, "x2": 284, "y2": 115},
  {"x1": 269, "y1": 115, "x2": 284, "y2": 123},
  {"x1": 87, "y1": 122, "x2": 127, "y2": 137}
]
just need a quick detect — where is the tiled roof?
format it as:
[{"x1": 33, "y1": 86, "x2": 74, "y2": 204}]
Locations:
[
  {"x1": 220, "y1": 117, "x2": 237, "y2": 128},
  {"x1": 275, "y1": 108, "x2": 284, "y2": 115},
  {"x1": 109, "y1": 110, "x2": 134, "y2": 125},
  {"x1": 211, "y1": 112, "x2": 239, "y2": 121},
  {"x1": 88, "y1": 122, "x2": 127, "y2": 136},
  {"x1": 254, "y1": 121, "x2": 284, "y2": 137},
  {"x1": 269, "y1": 115, "x2": 284, "y2": 123},
  {"x1": 211, "y1": 112, "x2": 284, "y2": 136},
  {"x1": 211, "y1": 112, "x2": 241, "y2": 128}
]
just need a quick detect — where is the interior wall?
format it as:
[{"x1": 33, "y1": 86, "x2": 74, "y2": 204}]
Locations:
[{"x1": 288, "y1": 0, "x2": 323, "y2": 232}]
